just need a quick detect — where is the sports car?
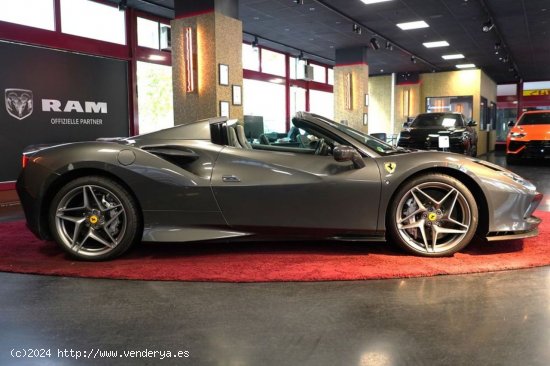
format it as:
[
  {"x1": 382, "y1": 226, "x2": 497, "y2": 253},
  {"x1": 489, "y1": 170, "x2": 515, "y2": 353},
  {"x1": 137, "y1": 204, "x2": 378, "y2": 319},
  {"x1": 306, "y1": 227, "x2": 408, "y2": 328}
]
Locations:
[
  {"x1": 17, "y1": 112, "x2": 542, "y2": 260},
  {"x1": 506, "y1": 110, "x2": 550, "y2": 164},
  {"x1": 397, "y1": 112, "x2": 478, "y2": 156}
]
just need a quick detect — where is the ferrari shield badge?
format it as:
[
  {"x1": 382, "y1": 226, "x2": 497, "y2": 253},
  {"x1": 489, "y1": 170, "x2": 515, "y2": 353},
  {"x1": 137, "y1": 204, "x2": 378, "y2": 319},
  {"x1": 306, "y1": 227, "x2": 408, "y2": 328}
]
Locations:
[
  {"x1": 5, "y1": 88, "x2": 33, "y2": 120},
  {"x1": 384, "y1": 162, "x2": 397, "y2": 174}
]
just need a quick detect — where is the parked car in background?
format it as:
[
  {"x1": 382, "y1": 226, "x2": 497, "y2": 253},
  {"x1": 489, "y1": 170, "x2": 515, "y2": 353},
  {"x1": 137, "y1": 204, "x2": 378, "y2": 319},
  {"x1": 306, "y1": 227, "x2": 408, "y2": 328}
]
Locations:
[
  {"x1": 506, "y1": 110, "x2": 550, "y2": 164},
  {"x1": 397, "y1": 113, "x2": 478, "y2": 156}
]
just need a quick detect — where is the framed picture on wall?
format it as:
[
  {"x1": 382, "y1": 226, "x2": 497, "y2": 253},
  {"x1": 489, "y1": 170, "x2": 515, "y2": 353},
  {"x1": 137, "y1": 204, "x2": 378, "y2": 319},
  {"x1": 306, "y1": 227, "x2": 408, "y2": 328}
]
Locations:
[
  {"x1": 220, "y1": 101, "x2": 230, "y2": 117},
  {"x1": 232, "y1": 85, "x2": 242, "y2": 105},
  {"x1": 219, "y1": 64, "x2": 229, "y2": 86},
  {"x1": 363, "y1": 113, "x2": 368, "y2": 126}
]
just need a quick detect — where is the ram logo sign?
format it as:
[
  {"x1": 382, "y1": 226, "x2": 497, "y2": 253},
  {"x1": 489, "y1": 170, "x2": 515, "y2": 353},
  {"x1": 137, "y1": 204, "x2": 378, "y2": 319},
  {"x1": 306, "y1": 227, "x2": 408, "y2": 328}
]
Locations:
[
  {"x1": 42, "y1": 99, "x2": 108, "y2": 114},
  {"x1": 5, "y1": 88, "x2": 33, "y2": 120}
]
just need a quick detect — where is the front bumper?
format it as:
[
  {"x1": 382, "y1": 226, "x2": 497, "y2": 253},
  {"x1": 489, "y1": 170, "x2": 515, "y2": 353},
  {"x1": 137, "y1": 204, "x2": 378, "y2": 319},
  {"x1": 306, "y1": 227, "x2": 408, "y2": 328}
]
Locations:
[
  {"x1": 508, "y1": 140, "x2": 550, "y2": 158},
  {"x1": 486, "y1": 192, "x2": 543, "y2": 241},
  {"x1": 486, "y1": 215, "x2": 542, "y2": 241}
]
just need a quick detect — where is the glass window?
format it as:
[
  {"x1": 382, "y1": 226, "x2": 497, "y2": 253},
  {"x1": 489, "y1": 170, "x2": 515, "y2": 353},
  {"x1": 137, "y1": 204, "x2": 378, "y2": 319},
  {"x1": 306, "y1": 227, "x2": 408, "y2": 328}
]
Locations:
[
  {"x1": 243, "y1": 79, "x2": 286, "y2": 133},
  {"x1": 0, "y1": 0, "x2": 55, "y2": 30},
  {"x1": 242, "y1": 43, "x2": 260, "y2": 71},
  {"x1": 496, "y1": 108, "x2": 517, "y2": 141},
  {"x1": 137, "y1": 61, "x2": 174, "y2": 134},
  {"x1": 290, "y1": 86, "x2": 306, "y2": 119},
  {"x1": 426, "y1": 96, "x2": 473, "y2": 120},
  {"x1": 309, "y1": 90, "x2": 334, "y2": 120},
  {"x1": 261, "y1": 49, "x2": 285, "y2": 77},
  {"x1": 60, "y1": 0, "x2": 126, "y2": 45},
  {"x1": 311, "y1": 63, "x2": 326, "y2": 83},
  {"x1": 327, "y1": 68, "x2": 334, "y2": 85},
  {"x1": 137, "y1": 17, "x2": 159, "y2": 49}
]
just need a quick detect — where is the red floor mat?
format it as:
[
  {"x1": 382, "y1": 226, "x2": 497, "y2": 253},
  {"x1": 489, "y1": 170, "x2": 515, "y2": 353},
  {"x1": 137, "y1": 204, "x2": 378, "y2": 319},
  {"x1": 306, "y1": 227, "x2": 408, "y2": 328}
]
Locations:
[{"x1": 0, "y1": 211, "x2": 548, "y2": 282}]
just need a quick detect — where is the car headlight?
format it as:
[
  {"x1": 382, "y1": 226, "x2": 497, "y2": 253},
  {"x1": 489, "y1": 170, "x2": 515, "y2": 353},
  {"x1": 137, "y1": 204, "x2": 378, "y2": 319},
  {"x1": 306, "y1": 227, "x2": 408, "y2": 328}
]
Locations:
[{"x1": 510, "y1": 132, "x2": 526, "y2": 138}]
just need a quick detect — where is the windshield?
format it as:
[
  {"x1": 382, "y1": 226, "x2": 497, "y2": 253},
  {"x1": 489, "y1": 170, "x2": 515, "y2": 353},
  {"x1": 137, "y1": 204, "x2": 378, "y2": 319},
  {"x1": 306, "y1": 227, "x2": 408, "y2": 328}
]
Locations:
[
  {"x1": 411, "y1": 113, "x2": 461, "y2": 128},
  {"x1": 518, "y1": 112, "x2": 550, "y2": 125},
  {"x1": 309, "y1": 114, "x2": 399, "y2": 155}
]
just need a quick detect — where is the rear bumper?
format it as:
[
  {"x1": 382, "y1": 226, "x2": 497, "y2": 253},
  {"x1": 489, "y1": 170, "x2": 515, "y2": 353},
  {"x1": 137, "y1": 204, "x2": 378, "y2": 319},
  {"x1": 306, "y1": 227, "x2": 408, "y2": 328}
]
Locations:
[{"x1": 16, "y1": 162, "x2": 58, "y2": 240}]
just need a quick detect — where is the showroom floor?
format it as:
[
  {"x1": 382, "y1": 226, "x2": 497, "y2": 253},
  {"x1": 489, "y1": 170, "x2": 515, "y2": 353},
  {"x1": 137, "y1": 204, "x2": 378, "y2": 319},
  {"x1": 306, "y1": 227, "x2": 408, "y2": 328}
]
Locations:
[{"x1": 1, "y1": 151, "x2": 550, "y2": 366}]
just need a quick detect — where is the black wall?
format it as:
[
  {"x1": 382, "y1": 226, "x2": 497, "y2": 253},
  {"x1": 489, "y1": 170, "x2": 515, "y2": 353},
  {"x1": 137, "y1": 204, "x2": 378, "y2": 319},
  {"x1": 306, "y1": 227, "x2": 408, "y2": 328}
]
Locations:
[{"x1": 0, "y1": 41, "x2": 129, "y2": 182}]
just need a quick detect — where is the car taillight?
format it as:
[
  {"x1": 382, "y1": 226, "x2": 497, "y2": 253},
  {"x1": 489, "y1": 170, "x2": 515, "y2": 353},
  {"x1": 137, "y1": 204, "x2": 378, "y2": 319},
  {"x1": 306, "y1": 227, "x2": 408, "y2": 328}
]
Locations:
[{"x1": 22, "y1": 155, "x2": 30, "y2": 168}]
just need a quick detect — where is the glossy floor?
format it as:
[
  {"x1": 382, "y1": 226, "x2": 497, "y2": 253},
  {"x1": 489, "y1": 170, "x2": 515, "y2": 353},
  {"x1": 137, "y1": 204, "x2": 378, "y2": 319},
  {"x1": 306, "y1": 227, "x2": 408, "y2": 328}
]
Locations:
[{"x1": 1, "y1": 151, "x2": 550, "y2": 366}]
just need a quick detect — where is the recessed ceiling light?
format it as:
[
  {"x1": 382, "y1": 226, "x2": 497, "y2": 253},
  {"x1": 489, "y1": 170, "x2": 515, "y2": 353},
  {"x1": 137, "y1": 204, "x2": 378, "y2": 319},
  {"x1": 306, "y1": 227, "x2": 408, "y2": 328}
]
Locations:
[
  {"x1": 397, "y1": 20, "x2": 429, "y2": 30},
  {"x1": 442, "y1": 54, "x2": 465, "y2": 60},
  {"x1": 456, "y1": 63, "x2": 476, "y2": 69},
  {"x1": 361, "y1": 0, "x2": 393, "y2": 4},
  {"x1": 423, "y1": 41, "x2": 449, "y2": 48}
]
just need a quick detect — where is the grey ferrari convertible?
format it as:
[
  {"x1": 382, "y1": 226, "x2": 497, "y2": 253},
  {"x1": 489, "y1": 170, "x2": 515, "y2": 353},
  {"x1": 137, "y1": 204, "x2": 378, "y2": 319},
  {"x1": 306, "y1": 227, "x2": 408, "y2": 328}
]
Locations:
[{"x1": 17, "y1": 112, "x2": 542, "y2": 260}]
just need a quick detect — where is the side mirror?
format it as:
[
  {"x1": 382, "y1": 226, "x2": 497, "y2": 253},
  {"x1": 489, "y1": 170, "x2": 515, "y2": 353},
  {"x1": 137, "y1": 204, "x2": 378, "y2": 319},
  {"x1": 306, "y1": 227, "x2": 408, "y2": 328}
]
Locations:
[
  {"x1": 467, "y1": 120, "x2": 477, "y2": 127},
  {"x1": 333, "y1": 145, "x2": 365, "y2": 169},
  {"x1": 508, "y1": 120, "x2": 515, "y2": 127}
]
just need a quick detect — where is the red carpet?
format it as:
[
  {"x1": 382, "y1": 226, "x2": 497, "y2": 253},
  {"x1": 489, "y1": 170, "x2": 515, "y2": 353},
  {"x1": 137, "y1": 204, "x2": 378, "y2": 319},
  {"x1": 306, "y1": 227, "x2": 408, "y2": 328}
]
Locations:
[{"x1": 0, "y1": 211, "x2": 549, "y2": 282}]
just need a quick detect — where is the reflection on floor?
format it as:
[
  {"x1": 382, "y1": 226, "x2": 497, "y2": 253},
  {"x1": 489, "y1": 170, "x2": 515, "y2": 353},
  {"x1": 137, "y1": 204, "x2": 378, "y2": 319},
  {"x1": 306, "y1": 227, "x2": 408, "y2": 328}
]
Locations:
[{"x1": 1, "y1": 151, "x2": 550, "y2": 365}]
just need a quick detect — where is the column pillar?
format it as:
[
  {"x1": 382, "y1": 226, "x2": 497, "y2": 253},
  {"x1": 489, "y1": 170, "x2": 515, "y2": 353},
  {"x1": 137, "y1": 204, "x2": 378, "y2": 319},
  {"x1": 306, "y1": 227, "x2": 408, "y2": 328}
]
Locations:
[
  {"x1": 333, "y1": 47, "x2": 369, "y2": 132},
  {"x1": 171, "y1": 0, "x2": 243, "y2": 124}
]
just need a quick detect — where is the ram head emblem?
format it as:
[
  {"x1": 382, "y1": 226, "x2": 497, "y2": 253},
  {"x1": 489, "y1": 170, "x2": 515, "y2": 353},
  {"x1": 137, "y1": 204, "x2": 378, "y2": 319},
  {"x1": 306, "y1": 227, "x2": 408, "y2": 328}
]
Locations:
[{"x1": 5, "y1": 89, "x2": 33, "y2": 120}]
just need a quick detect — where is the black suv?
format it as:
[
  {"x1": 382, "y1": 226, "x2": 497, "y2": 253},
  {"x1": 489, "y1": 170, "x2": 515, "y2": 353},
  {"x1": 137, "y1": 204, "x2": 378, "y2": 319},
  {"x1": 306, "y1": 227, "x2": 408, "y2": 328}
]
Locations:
[{"x1": 397, "y1": 113, "x2": 478, "y2": 156}]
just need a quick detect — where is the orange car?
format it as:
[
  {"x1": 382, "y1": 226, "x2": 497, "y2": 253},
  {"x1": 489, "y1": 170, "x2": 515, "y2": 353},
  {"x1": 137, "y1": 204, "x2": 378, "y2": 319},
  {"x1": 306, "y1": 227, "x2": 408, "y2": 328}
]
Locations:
[{"x1": 506, "y1": 110, "x2": 550, "y2": 164}]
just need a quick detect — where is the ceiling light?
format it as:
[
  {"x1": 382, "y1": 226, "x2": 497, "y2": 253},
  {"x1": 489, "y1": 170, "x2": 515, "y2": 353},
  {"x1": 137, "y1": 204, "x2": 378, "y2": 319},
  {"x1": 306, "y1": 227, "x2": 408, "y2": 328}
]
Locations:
[
  {"x1": 353, "y1": 24, "x2": 362, "y2": 34},
  {"x1": 442, "y1": 54, "x2": 465, "y2": 60},
  {"x1": 361, "y1": 0, "x2": 393, "y2": 4},
  {"x1": 411, "y1": 56, "x2": 417, "y2": 64},
  {"x1": 294, "y1": 0, "x2": 304, "y2": 4},
  {"x1": 482, "y1": 20, "x2": 494, "y2": 32},
  {"x1": 370, "y1": 37, "x2": 380, "y2": 50},
  {"x1": 397, "y1": 20, "x2": 429, "y2": 30},
  {"x1": 385, "y1": 41, "x2": 393, "y2": 51},
  {"x1": 423, "y1": 41, "x2": 449, "y2": 48},
  {"x1": 456, "y1": 64, "x2": 476, "y2": 69}
]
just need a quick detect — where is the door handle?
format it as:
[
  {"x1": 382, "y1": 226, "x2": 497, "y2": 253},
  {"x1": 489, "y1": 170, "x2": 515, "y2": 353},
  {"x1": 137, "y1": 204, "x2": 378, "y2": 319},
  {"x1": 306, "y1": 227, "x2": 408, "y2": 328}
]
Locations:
[{"x1": 222, "y1": 175, "x2": 241, "y2": 183}]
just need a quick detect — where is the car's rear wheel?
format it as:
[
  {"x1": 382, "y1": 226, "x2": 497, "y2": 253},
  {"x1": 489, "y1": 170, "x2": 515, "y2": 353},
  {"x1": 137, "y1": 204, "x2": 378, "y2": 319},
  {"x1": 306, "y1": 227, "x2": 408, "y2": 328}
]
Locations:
[
  {"x1": 387, "y1": 173, "x2": 478, "y2": 257},
  {"x1": 49, "y1": 176, "x2": 141, "y2": 261}
]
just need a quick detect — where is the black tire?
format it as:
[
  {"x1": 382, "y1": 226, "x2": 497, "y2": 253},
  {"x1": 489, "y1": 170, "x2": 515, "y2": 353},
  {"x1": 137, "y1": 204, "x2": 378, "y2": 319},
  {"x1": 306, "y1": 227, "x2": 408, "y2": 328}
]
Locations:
[
  {"x1": 49, "y1": 176, "x2": 141, "y2": 261},
  {"x1": 470, "y1": 145, "x2": 477, "y2": 157},
  {"x1": 387, "y1": 173, "x2": 478, "y2": 257}
]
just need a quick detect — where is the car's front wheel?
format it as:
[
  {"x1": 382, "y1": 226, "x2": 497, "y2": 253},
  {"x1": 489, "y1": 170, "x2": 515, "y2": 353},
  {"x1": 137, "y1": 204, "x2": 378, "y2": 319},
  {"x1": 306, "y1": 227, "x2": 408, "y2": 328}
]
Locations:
[
  {"x1": 49, "y1": 176, "x2": 141, "y2": 260},
  {"x1": 387, "y1": 173, "x2": 478, "y2": 257}
]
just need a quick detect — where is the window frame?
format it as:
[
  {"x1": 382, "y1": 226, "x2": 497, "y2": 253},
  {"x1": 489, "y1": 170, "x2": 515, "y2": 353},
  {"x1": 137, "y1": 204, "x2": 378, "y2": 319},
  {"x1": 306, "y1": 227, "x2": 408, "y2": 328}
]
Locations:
[{"x1": 242, "y1": 41, "x2": 334, "y2": 131}]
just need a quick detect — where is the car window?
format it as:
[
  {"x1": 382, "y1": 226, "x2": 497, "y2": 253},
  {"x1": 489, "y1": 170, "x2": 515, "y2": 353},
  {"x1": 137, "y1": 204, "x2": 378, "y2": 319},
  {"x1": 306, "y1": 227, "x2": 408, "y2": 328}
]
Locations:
[
  {"x1": 518, "y1": 113, "x2": 550, "y2": 125},
  {"x1": 411, "y1": 114, "x2": 459, "y2": 128},
  {"x1": 308, "y1": 115, "x2": 399, "y2": 155}
]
